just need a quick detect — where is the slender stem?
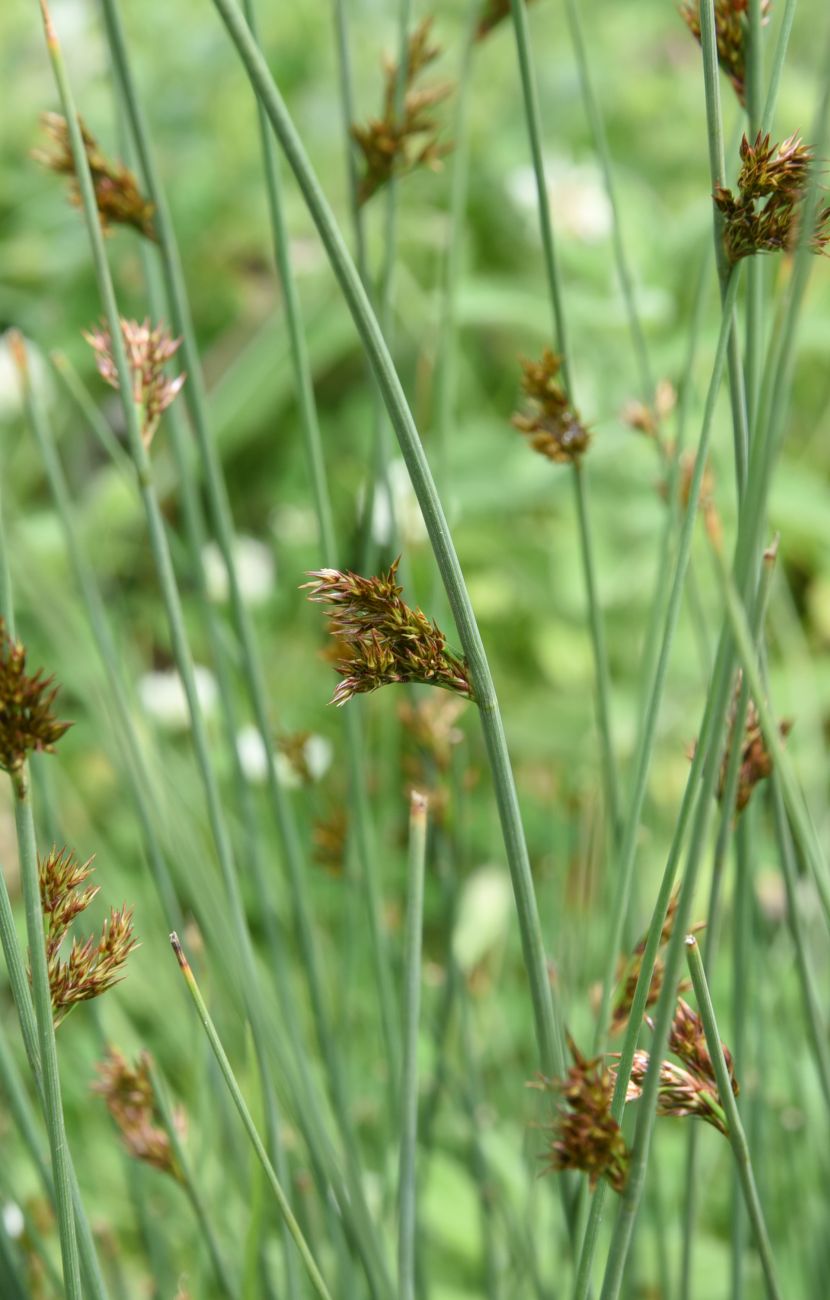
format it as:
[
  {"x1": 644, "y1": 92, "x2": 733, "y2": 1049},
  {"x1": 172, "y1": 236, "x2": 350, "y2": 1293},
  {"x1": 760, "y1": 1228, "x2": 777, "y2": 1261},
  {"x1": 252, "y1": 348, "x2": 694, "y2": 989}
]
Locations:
[
  {"x1": 170, "y1": 935, "x2": 333, "y2": 1300},
  {"x1": 507, "y1": 0, "x2": 620, "y2": 840},
  {"x1": 745, "y1": 0, "x2": 765, "y2": 434},
  {"x1": 49, "y1": 349, "x2": 132, "y2": 477},
  {"x1": 761, "y1": 0, "x2": 799, "y2": 135},
  {"x1": 330, "y1": 0, "x2": 367, "y2": 278},
  {"x1": 206, "y1": 0, "x2": 564, "y2": 1088},
  {"x1": 685, "y1": 936, "x2": 783, "y2": 1300},
  {"x1": 398, "y1": 790, "x2": 428, "y2": 1300}
]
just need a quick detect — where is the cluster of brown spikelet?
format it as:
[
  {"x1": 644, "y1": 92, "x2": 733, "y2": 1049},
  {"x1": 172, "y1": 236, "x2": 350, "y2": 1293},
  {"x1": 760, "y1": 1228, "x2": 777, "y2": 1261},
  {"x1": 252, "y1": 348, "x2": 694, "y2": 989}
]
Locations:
[
  {"x1": 0, "y1": 619, "x2": 71, "y2": 789},
  {"x1": 33, "y1": 112, "x2": 156, "y2": 239},
  {"x1": 84, "y1": 318, "x2": 186, "y2": 448},
  {"x1": 352, "y1": 18, "x2": 452, "y2": 205},
  {"x1": 512, "y1": 349, "x2": 591, "y2": 465},
  {"x1": 303, "y1": 560, "x2": 474, "y2": 704},
  {"x1": 94, "y1": 1048, "x2": 184, "y2": 1178},
  {"x1": 679, "y1": 0, "x2": 771, "y2": 107},
  {"x1": 714, "y1": 131, "x2": 830, "y2": 263}
]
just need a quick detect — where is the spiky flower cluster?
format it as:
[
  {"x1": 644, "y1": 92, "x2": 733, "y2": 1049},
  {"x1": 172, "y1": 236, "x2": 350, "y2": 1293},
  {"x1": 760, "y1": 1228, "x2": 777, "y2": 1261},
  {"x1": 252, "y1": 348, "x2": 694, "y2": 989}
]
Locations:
[
  {"x1": 39, "y1": 847, "x2": 137, "y2": 1027},
  {"x1": 0, "y1": 620, "x2": 70, "y2": 787},
  {"x1": 537, "y1": 1036, "x2": 629, "y2": 1193},
  {"x1": 475, "y1": 0, "x2": 539, "y2": 41},
  {"x1": 718, "y1": 674, "x2": 791, "y2": 814},
  {"x1": 352, "y1": 18, "x2": 452, "y2": 205},
  {"x1": 617, "y1": 999, "x2": 739, "y2": 1136},
  {"x1": 679, "y1": 1, "x2": 771, "y2": 106},
  {"x1": 714, "y1": 132, "x2": 830, "y2": 263},
  {"x1": 513, "y1": 349, "x2": 590, "y2": 465},
  {"x1": 93, "y1": 1048, "x2": 183, "y2": 1178},
  {"x1": 33, "y1": 112, "x2": 156, "y2": 240},
  {"x1": 84, "y1": 318, "x2": 185, "y2": 448},
  {"x1": 622, "y1": 379, "x2": 677, "y2": 444},
  {"x1": 610, "y1": 895, "x2": 691, "y2": 1035},
  {"x1": 303, "y1": 561, "x2": 474, "y2": 704}
]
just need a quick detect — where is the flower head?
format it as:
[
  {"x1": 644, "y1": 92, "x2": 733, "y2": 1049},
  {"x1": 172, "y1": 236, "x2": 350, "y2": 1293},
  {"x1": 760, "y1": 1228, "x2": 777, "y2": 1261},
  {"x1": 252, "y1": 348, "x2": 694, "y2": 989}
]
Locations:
[
  {"x1": 302, "y1": 561, "x2": 474, "y2": 704},
  {"x1": 352, "y1": 19, "x2": 452, "y2": 205},
  {"x1": 714, "y1": 132, "x2": 830, "y2": 263},
  {"x1": 679, "y1": 1, "x2": 771, "y2": 107},
  {"x1": 512, "y1": 349, "x2": 590, "y2": 465},
  {"x1": 718, "y1": 675, "x2": 791, "y2": 814},
  {"x1": 610, "y1": 893, "x2": 696, "y2": 1034},
  {"x1": 536, "y1": 1036, "x2": 629, "y2": 1193},
  {"x1": 617, "y1": 1050, "x2": 730, "y2": 1134},
  {"x1": 39, "y1": 847, "x2": 138, "y2": 1027},
  {"x1": 0, "y1": 620, "x2": 71, "y2": 784},
  {"x1": 84, "y1": 318, "x2": 185, "y2": 448},
  {"x1": 33, "y1": 112, "x2": 156, "y2": 240},
  {"x1": 93, "y1": 1048, "x2": 183, "y2": 1178}
]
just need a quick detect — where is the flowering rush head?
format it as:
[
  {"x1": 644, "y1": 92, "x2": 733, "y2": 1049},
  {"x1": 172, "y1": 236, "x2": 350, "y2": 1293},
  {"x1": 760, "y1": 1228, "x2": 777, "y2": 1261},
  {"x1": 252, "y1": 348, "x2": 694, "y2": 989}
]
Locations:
[
  {"x1": 714, "y1": 132, "x2": 830, "y2": 263},
  {"x1": 513, "y1": 348, "x2": 590, "y2": 465},
  {"x1": 302, "y1": 560, "x2": 474, "y2": 705},
  {"x1": 84, "y1": 318, "x2": 185, "y2": 448},
  {"x1": 679, "y1": 1, "x2": 771, "y2": 107},
  {"x1": 94, "y1": 1047, "x2": 184, "y2": 1179},
  {"x1": 0, "y1": 618, "x2": 71, "y2": 784},
  {"x1": 535, "y1": 1035, "x2": 629, "y2": 1193},
  {"x1": 33, "y1": 112, "x2": 156, "y2": 240}
]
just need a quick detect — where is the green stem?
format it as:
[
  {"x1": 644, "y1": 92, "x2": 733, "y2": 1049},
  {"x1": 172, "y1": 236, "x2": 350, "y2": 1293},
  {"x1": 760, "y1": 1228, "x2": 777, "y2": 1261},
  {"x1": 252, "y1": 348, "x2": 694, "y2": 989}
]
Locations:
[
  {"x1": 330, "y1": 0, "x2": 367, "y2": 278},
  {"x1": 170, "y1": 935, "x2": 333, "y2": 1300},
  {"x1": 206, "y1": 0, "x2": 565, "y2": 1088},
  {"x1": 398, "y1": 791, "x2": 428, "y2": 1300},
  {"x1": 685, "y1": 936, "x2": 783, "y2": 1300}
]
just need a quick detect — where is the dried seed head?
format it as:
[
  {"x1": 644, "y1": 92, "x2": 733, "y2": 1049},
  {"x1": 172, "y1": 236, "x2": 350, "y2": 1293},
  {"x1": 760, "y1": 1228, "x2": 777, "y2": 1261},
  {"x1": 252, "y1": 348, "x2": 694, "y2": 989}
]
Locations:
[
  {"x1": 302, "y1": 561, "x2": 474, "y2": 704},
  {"x1": 33, "y1": 112, "x2": 156, "y2": 240},
  {"x1": 0, "y1": 620, "x2": 71, "y2": 785},
  {"x1": 352, "y1": 18, "x2": 452, "y2": 205},
  {"x1": 475, "y1": 0, "x2": 539, "y2": 41},
  {"x1": 84, "y1": 318, "x2": 185, "y2": 448},
  {"x1": 717, "y1": 673, "x2": 792, "y2": 814},
  {"x1": 679, "y1": 1, "x2": 772, "y2": 107},
  {"x1": 513, "y1": 349, "x2": 590, "y2": 465},
  {"x1": 714, "y1": 132, "x2": 830, "y2": 263},
  {"x1": 610, "y1": 893, "x2": 699, "y2": 1034},
  {"x1": 536, "y1": 1036, "x2": 630, "y2": 1193},
  {"x1": 614, "y1": 1049, "x2": 730, "y2": 1134},
  {"x1": 38, "y1": 847, "x2": 138, "y2": 1027},
  {"x1": 93, "y1": 1048, "x2": 183, "y2": 1178},
  {"x1": 668, "y1": 997, "x2": 739, "y2": 1098}
]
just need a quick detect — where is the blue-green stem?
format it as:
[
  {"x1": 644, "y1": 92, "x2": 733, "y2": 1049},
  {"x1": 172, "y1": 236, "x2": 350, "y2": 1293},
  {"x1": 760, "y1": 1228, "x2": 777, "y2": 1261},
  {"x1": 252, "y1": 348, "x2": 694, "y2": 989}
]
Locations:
[
  {"x1": 206, "y1": 0, "x2": 565, "y2": 1093},
  {"x1": 398, "y1": 790, "x2": 428, "y2": 1300},
  {"x1": 685, "y1": 936, "x2": 783, "y2": 1300}
]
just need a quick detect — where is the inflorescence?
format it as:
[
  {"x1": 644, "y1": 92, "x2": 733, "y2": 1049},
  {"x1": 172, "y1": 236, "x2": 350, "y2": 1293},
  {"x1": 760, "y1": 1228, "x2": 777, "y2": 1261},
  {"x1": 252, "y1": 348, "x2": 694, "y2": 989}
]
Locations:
[
  {"x1": 0, "y1": 619, "x2": 71, "y2": 789},
  {"x1": 679, "y1": 0, "x2": 771, "y2": 107},
  {"x1": 513, "y1": 349, "x2": 591, "y2": 465},
  {"x1": 84, "y1": 318, "x2": 186, "y2": 448},
  {"x1": 94, "y1": 1048, "x2": 183, "y2": 1179},
  {"x1": 714, "y1": 132, "x2": 830, "y2": 264}
]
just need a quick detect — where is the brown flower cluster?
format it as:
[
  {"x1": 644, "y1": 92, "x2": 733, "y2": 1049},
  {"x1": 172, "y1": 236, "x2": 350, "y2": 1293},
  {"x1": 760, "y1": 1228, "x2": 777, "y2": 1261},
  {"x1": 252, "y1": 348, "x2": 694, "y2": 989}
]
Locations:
[
  {"x1": 0, "y1": 620, "x2": 71, "y2": 787},
  {"x1": 610, "y1": 895, "x2": 687, "y2": 1035},
  {"x1": 303, "y1": 561, "x2": 474, "y2": 705},
  {"x1": 718, "y1": 673, "x2": 791, "y2": 814},
  {"x1": 622, "y1": 379, "x2": 677, "y2": 446},
  {"x1": 714, "y1": 132, "x2": 830, "y2": 263},
  {"x1": 679, "y1": 0, "x2": 771, "y2": 106},
  {"x1": 536, "y1": 1036, "x2": 629, "y2": 1193},
  {"x1": 352, "y1": 18, "x2": 452, "y2": 205},
  {"x1": 39, "y1": 847, "x2": 137, "y2": 1028},
  {"x1": 33, "y1": 112, "x2": 156, "y2": 240},
  {"x1": 513, "y1": 349, "x2": 590, "y2": 465},
  {"x1": 93, "y1": 1048, "x2": 183, "y2": 1178},
  {"x1": 84, "y1": 318, "x2": 185, "y2": 448},
  {"x1": 616, "y1": 998, "x2": 739, "y2": 1136},
  {"x1": 475, "y1": 0, "x2": 539, "y2": 41}
]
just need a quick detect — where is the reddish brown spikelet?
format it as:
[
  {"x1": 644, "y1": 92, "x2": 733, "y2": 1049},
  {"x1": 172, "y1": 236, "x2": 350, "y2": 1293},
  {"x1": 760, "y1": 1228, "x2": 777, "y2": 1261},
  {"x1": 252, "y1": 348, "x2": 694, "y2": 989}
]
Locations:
[
  {"x1": 38, "y1": 847, "x2": 138, "y2": 1027},
  {"x1": 537, "y1": 1036, "x2": 630, "y2": 1193},
  {"x1": 352, "y1": 18, "x2": 452, "y2": 205},
  {"x1": 0, "y1": 620, "x2": 71, "y2": 783},
  {"x1": 513, "y1": 349, "x2": 590, "y2": 465},
  {"x1": 679, "y1": 1, "x2": 772, "y2": 107},
  {"x1": 93, "y1": 1048, "x2": 183, "y2": 1178},
  {"x1": 302, "y1": 560, "x2": 474, "y2": 704},
  {"x1": 668, "y1": 996, "x2": 739, "y2": 1098},
  {"x1": 610, "y1": 892, "x2": 698, "y2": 1034},
  {"x1": 84, "y1": 318, "x2": 185, "y2": 448},
  {"x1": 33, "y1": 112, "x2": 156, "y2": 240},
  {"x1": 616, "y1": 1049, "x2": 730, "y2": 1134},
  {"x1": 718, "y1": 673, "x2": 792, "y2": 814},
  {"x1": 714, "y1": 132, "x2": 830, "y2": 263}
]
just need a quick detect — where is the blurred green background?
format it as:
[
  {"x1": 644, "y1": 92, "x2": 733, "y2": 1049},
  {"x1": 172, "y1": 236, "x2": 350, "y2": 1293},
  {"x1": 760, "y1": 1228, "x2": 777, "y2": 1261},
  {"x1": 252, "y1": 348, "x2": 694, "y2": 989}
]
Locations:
[{"x1": 1, "y1": 0, "x2": 829, "y2": 1295}]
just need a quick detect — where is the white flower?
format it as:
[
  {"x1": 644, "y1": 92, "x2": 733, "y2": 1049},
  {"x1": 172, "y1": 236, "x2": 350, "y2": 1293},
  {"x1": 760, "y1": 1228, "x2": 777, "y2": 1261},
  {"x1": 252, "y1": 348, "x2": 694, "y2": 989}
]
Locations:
[
  {"x1": 137, "y1": 666, "x2": 218, "y2": 730},
  {"x1": 508, "y1": 157, "x2": 612, "y2": 245},
  {"x1": 201, "y1": 536, "x2": 275, "y2": 606},
  {"x1": 362, "y1": 459, "x2": 428, "y2": 547},
  {"x1": 2, "y1": 1202, "x2": 24, "y2": 1240}
]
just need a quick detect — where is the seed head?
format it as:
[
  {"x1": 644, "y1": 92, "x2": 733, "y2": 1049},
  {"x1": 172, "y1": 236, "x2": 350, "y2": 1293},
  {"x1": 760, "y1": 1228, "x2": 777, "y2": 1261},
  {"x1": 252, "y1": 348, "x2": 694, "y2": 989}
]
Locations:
[
  {"x1": 0, "y1": 620, "x2": 71, "y2": 786},
  {"x1": 616, "y1": 1049, "x2": 730, "y2": 1134},
  {"x1": 352, "y1": 19, "x2": 452, "y2": 205},
  {"x1": 93, "y1": 1048, "x2": 184, "y2": 1179},
  {"x1": 302, "y1": 560, "x2": 474, "y2": 704},
  {"x1": 513, "y1": 349, "x2": 590, "y2": 465},
  {"x1": 714, "y1": 132, "x2": 830, "y2": 263},
  {"x1": 84, "y1": 318, "x2": 185, "y2": 448},
  {"x1": 717, "y1": 673, "x2": 791, "y2": 814},
  {"x1": 38, "y1": 847, "x2": 138, "y2": 1027},
  {"x1": 536, "y1": 1036, "x2": 630, "y2": 1193},
  {"x1": 610, "y1": 893, "x2": 699, "y2": 1034},
  {"x1": 33, "y1": 112, "x2": 156, "y2": 240},
  {"x1": 679, "y1": 1, "x2": 771, "y2": 107}
]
